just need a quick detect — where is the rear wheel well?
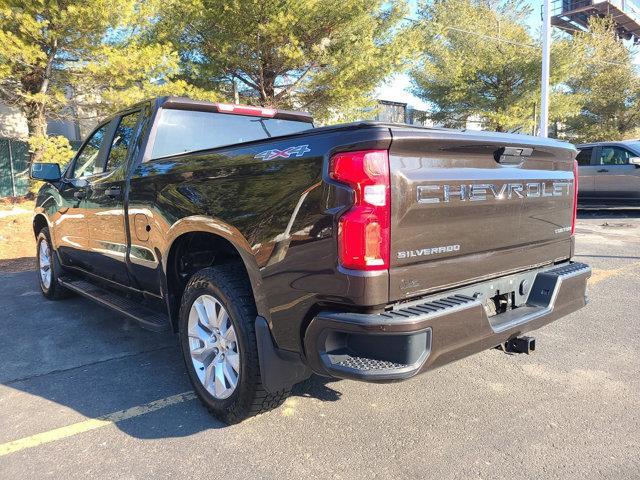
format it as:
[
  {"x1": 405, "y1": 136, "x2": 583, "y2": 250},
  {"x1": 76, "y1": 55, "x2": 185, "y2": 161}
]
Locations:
[
  {"x1": 33, "y1": 214, "x2": 48, "y2": 238},
  {"x1": 166, "y1": 232, "x2": 251, "y2": 331}
]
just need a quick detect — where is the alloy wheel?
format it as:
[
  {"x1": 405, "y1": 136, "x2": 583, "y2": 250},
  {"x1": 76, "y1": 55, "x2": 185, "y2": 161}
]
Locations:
[
  {"x1": 188, "y1": 294, "x2": 240, "y2": 399},
  {"x1": 39, "y1": 238, "x2": 52, "y2": 289}
]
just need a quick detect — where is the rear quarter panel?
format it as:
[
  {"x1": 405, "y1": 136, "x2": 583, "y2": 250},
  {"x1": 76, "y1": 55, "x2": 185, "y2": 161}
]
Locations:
[{"x1": 127, "y1": 126, "x2": 392, "y2": 352}]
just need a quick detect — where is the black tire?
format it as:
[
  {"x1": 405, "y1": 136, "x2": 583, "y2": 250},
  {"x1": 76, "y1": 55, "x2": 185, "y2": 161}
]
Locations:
[
  {"x1": 36, "y1": 227, "x2": 71, "y2": 300},
  {"x1": 179, "y1": 264, "x2": 290, "y2": 424}
]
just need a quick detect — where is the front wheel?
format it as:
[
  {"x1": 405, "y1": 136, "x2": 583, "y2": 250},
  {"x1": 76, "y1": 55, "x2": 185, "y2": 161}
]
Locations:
[
  {"x1": 36, "y1": 228, "x2": 70, "y2": 300},
  {"x1": 179, "y1": 264, "x2": 290, "y2": 424}
]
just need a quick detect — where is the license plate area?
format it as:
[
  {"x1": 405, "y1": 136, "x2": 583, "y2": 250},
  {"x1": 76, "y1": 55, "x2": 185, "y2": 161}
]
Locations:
[{"x1": 483, "y1": 291, "x2": 516, "y2": 317}]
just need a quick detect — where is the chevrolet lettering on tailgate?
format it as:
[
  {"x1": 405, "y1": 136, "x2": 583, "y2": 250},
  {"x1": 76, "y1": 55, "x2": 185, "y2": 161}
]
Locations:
[{"x1": 416, "y1": 181, "x2": 572, "y2": 204}]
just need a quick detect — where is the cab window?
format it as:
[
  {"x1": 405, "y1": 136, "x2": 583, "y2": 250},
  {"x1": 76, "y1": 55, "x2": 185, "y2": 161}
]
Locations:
[
  {"x1": 150, "y1": 109, "x2": 312, "y2": 159},
  {"x1": 105, "y1": 111, "x2": 141, "y2": 172},
  {"x1": 576, "y1": 148, "x2": 592, "y2": 166},
  {"x1": 72, "y1": 124, "x2": 109, "y2": 178},
  {"x1": 599, "y1": 146, "x2": 633, "y2": 166}
]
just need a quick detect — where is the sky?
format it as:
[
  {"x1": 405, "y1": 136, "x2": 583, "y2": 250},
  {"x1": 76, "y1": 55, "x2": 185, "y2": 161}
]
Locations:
[{"x1": 375, "y1": 0, "x2": 615, "y2": 110}]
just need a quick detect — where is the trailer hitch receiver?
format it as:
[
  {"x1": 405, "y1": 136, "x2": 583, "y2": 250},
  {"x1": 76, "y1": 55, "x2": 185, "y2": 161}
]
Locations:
[{"x1": 497, "y1": 336, "x2": 536, "y2": 355}]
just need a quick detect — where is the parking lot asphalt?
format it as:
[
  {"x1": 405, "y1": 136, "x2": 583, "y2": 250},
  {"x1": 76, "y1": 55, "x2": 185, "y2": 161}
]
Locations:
[{"x1": 1, "y1": 211, "x2": 639, "y2": 480}]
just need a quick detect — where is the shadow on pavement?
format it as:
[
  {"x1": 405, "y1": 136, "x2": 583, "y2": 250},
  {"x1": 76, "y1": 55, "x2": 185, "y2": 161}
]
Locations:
[
  {"x1": 574, "y1": 254, "x2": 640, "y2": 260},
  {"x1": 577, "y1": 207, "x2": 640, "y2": 219},
  {"x1": 0, "y1": 270, "x2": 343, "y2": 440},
  {"x1": 292, "y1": 375, "x2": 343, "y2": 402}
]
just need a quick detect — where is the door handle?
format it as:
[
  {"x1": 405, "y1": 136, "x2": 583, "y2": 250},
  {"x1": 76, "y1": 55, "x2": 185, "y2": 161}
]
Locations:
[
  {"x1": 597, "y1": 169, "x2": 609, "y2": 173},
  {"x1": 73, "y1": 189, "x2": 86, "y2": 200},
  {"x1": 105, "y1": 186, "x2": 122, "y2": 199}
]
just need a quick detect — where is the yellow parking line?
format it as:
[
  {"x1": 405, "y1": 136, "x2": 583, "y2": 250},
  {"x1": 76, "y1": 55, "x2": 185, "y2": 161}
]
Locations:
[{"x1": 0, "y1": 391, "x2": 196, "y2": 457}]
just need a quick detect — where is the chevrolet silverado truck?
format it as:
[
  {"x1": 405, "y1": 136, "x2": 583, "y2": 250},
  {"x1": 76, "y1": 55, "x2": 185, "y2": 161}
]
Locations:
[{"x1": 30, "y1": 97, "x2": 591, "y2": 423}]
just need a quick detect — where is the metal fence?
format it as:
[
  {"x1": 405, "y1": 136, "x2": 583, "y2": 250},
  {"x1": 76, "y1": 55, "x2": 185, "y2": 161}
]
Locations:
[
  {"x1": 0, "y1": 138, "x2": 83, "y2": 198},
  {"x1": 0, "y1": 138, "x2": 30, "y2": 198}
]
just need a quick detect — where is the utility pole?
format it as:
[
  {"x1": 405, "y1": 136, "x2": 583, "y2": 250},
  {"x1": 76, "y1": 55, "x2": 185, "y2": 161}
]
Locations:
[{"x1": 539, "y1": 0, "x2": 551, "y2": 137}]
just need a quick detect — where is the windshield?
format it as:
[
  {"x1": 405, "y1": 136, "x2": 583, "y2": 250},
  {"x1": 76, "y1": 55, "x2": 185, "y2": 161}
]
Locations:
[{"x1": 151, "y1": 109, "x2": 313, "y2": 159}]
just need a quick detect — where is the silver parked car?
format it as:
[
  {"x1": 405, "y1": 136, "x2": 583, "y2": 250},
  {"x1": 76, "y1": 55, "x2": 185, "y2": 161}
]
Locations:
[{"x1": 576, "y1": 141, "x2": 640, "y2": 205}]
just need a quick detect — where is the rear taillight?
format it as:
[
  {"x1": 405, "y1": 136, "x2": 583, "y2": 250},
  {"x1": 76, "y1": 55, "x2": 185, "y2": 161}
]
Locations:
[
  {"x1": 572, "y1": 159, "x2": 579, "y2": 235},
  {"x1": 329, "y1": 150, "x2": 390, "y2": 271}
]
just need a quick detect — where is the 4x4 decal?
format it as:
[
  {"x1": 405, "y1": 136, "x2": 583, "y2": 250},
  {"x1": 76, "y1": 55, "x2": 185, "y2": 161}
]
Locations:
[{"x1": 255, "y1": 144, "x2": 311, "y2": 161}]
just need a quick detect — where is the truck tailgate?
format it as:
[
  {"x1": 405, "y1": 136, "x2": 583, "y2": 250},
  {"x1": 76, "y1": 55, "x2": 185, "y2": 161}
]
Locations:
[{"x1": 388, "y1": 127, "x2": 576, "y2": 301}]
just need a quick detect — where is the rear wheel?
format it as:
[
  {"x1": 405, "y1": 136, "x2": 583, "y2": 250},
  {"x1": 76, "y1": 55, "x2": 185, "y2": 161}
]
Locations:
[
  {"x1": 36, "y1": 228, "x2": 70, "y2": 300},
  {"x1": 179, "y1": 264, "x2": 290, "y2": 424}
]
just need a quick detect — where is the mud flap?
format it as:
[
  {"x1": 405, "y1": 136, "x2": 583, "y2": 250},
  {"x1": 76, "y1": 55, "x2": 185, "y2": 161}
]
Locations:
[{"x1": 255, "y1": 316, "x2": 312, "y2": 392}]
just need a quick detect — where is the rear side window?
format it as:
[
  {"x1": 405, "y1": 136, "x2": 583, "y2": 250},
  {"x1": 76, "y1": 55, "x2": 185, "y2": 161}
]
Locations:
[
  {"x1": 576, "y1": 148, "x2": 592, "y2": 166},
  {"x1": 150, "y1": 109, "x2": 313, "y2": 159}
]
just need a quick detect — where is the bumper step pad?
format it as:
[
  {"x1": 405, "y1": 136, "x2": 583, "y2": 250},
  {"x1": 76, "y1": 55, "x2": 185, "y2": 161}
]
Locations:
[
  {"x1": 380, "y1": 294, "x2": 477, "y2": 320},
  {"x1": 336, "y1": 355, "x2": 409, "y2": 372}
]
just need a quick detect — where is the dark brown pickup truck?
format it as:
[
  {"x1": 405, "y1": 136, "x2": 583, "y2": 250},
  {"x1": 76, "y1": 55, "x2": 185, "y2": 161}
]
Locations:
[{"x1": 31, "y1": 97, "x2": 590, "y2": 423}]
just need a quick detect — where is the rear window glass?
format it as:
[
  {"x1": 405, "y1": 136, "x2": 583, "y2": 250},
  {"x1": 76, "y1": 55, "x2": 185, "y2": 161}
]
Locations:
[{"x1": 151, "y1": 109, "x2": 313, "y2": 159}]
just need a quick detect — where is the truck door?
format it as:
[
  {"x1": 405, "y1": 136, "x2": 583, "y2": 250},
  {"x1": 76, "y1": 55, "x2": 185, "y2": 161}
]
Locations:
[
  {"x1": 576, "y1": 147, "x2": 596, "y2": 201},
  {"x1": 84, "y1": 110, "x2": 143, "y2": 286},
  {"x1": 54, "y1": 122, "x2": 111, "y2": 270},
  {"x1": 594, "y1": 146, "x2": 640, "y2": 201}
]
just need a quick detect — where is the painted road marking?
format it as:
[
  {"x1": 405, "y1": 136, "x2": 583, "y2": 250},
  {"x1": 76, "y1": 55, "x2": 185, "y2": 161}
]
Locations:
[{"x1": 0, "y1": 391, "x2": 196, "y2": 457}]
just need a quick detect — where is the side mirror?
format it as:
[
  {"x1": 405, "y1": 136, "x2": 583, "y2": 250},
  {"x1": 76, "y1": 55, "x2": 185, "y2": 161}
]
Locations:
[
  {"x1": 629, "y1": 157, "x2": 640, "y2": 168},
  {"x1": 30, "y1": 162, "x2": 61, "y2": 182}
]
